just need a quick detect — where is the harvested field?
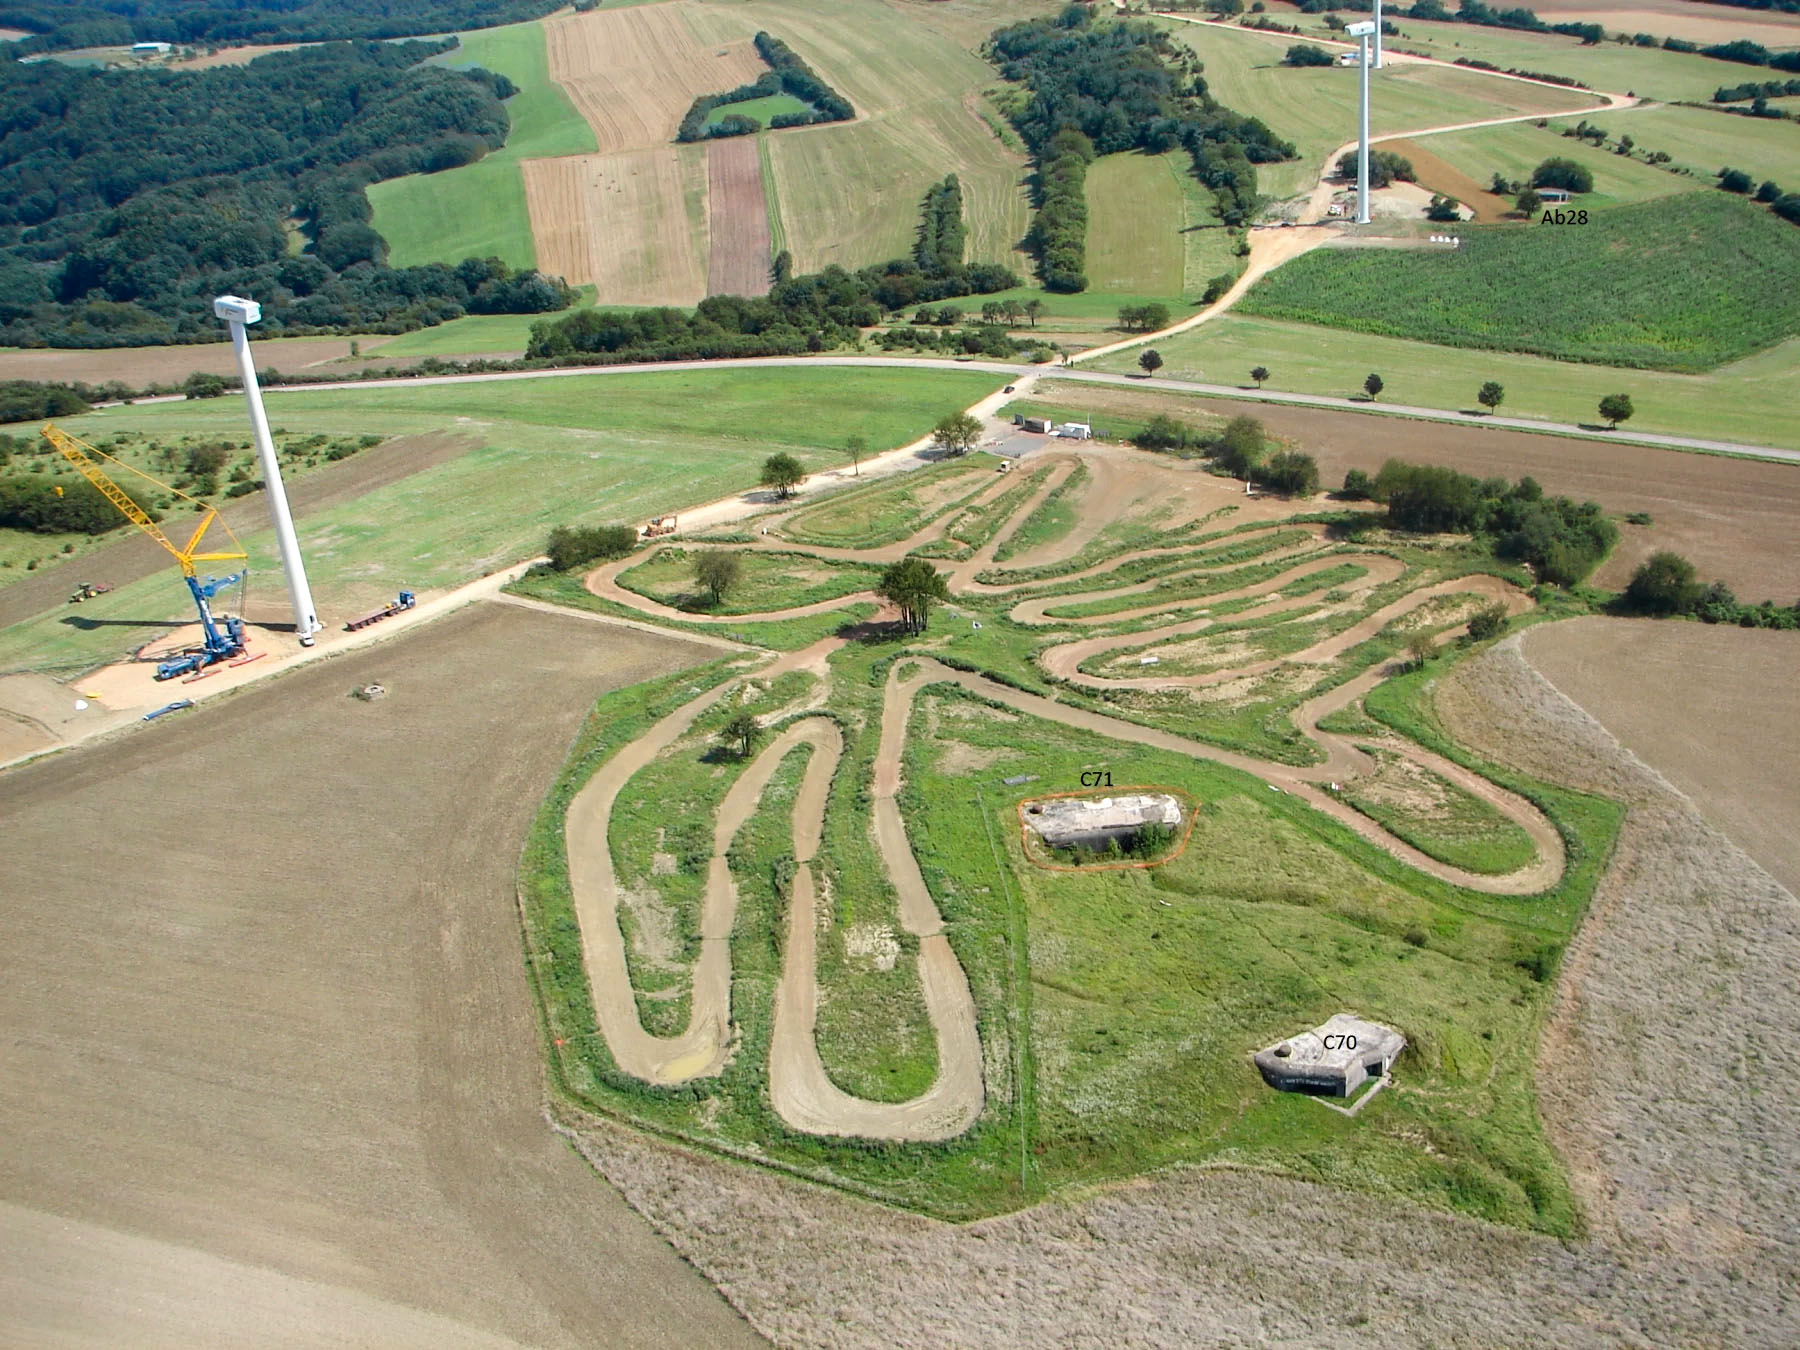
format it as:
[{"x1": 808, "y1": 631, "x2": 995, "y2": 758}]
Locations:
[
  {"x1": 1523, "y1": 617, "x2": 1800, "y2": 896},
  {"x1": 706, "y1": 137, "x2": 773, "y2": 298},
  {"x1": 0, "y1": 432, "x2": 479, "y2": 631},
  {"x1": 0, "y1": 602, "x2": 757, "y2": 1346},
  {"x1": 0, "y1": 337, "x2": 377, "y2": 388},
  {"x1": 1521, "y1": 0, "x2": 1800, "y2": 46},
  {"x1": 531, "y1": 630, "x2": 1800, "y2": 1347},
  {"x1": 523, "y1": 148, "x2": 708, "y2": 302},
  {"x1": 544, "y1": 5, "x2": 766, "y2": 155},
  {"x1": 1031, "y1": 380, "x2": 1800, "y2": 597}
]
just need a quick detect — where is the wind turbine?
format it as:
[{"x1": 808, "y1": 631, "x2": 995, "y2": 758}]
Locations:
[
  {"x1": 1346, "y1": 20, "x2": 1377, "y2": 224},
  {"x1": 214, "y1": 295, "x2": 323, "y2": 647}
]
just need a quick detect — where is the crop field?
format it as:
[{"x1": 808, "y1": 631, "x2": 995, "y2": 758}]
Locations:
[
  {"x1": 513, "y1": 434, "x2": 1646, "y2": 1231},
  {"x1": 1155, "y1": 22, "x2": 1604, "y2": 200},
  {"x1": 1087, "y1": 313, "x2": 1800, "y2": 451},
  {"x1": 1238, "y1": 193, "x2": 1800, "y2": 370},
  {"x1": 0, "y1": 366, "x2": 996, "y2": 673},
  {"x1": 705, "y1": 138, "x2": 774, "y2": 298},
  {"x1": 543, "y1": 4, "x2": 766, "y2": 156},
  {"x1": 368, "y1": 19, "x2": 597, "y2": 271},
  {"x1": 683, "y1": 0, "x2": 1030, "y2": 273},
  {"x1": 523, "y1": 147, "x2": 711, "y2": 302}
]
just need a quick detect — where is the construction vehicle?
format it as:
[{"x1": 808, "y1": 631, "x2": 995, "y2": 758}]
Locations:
[
  {"x1": 42, "y1": 423, "x2": 250, "y2": 680},
  {"x1": 639, "y1": 515, "x2": 677, "y2": 540},
  {"x1": 345, "y1": 589, "x2": 415, "y2": 632},
  {"x1": 68, "y1": 581, "x2": 113, "y2": 604}
]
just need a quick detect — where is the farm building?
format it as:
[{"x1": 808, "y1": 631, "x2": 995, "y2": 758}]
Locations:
[
  {"x1": 1021, "y1": 416, "x2": 1054, "y2": 434},
  {"x1": 131, "y1": 41, "x2": 172, "y2": 55},
  {"x1": 1536, "y1": 187, "x2": 1572, "y2": 203},
  {"x1": 1023, "y1": 792, "x2": 1182, "y2": 851},
  {"x1": 1253, "y1": 1014, "x2": 1405, "y2": 1098}
]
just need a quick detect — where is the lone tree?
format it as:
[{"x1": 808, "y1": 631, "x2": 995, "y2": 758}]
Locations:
[
  {"x1": 1478, "y1": 381, "x2": 1505, "y2": 414},
  {"x1": 1363, "y1": 372, "x2": 1385, "y2": 401},
  {"x1": 1598, "y1": 393, "x2": 1634, "y2": 428},
  {"x1": 1023, "y1": 298, "x2": 1046, "y2": 328},
  {"x1": 845, "y1": 434, "x2": 868, "y2": 477},
  {"x1": 1250, "y1": 365, "x2": 1270, "y2": 388},
  {"x1": 1623, "y1": 551, "x2": 1702, "y2": 615},
  {"x1": 1515, "y1": 186, "x2": 1541, "y2": 215},
  {"x1": 1139, "y1": 348, "x2": 1164, "y2": 377},
  {"x1": 761, "y1": 451, "x2": 805, "y2": 498},
  {"x1": 1210, "y1": 414, "x2": 1267, "y2": 478},
  {"x1": 877, "y1": 557, "x2": 950, "y2": 633},
  {"x1": 720, "y1": 711, "x2": 762, "y2": 760},
  {"x1": 931, "y1": 411, "x2": 982, "y2": 456},
  {"x1": 693, "y1": 549, "x2": 743, "y2": 605}
]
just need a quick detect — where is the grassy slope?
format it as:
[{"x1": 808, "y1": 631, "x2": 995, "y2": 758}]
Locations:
[
  {"x1": 1085, "y1": 152, "x2": 1188, "y2": 298},
  {"x1": 1399, "y1": 119, "x2": 1694, "y2": 209},
  {"x1": 0, "y1": 367, "x2": 999, "y2": 672},
  {"x1": 368, "y1": 20, "x2": 597, "y2": 270},
  {"x1": 683, "y1": 0, "x2": 1030, "y2": 274},
  {"x1": 1618, "y1": 104, "x2": 1800, "y2": 195},
  {"x1": 705, "y1": 93, "x2": 812, "y2": 127},
  {"x1": 1157, "y1": 22, "x2": 1603, "y2": 199},
  {"x1": 1237, "y1": 193, "x2": 1800, "y2": 371},
  {"x1": 1085, "y1": 313, "x2": 1800, "y2": 450}
]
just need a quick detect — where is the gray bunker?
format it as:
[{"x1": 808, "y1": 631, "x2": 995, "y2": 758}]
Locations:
[
  {"x1": 1022, "y1": 792, "x2": 1183, "y2": 852},
  {"x1": 1253, "y1": 1014, "x2": 1405, "y2": 1098}
]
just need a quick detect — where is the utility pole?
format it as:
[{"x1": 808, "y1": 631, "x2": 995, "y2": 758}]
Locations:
[
  {"x1": 214, "y1": 296, "x2": 323, "y2": 646},
  {"x1": 1347, "y1": 21, "x2": 1376, "y2": 224}
]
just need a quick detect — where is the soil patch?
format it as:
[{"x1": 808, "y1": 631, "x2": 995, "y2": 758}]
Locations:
[
  {"x1": 0, "y1": 337, "x2": 380, "y2": 387},
  {"x1": 0, "y1": 602, "x2": 756, "y2": 1345},
  {"x1": 705, "y1": 137, "x2": 773, "y2": 299},
  {"x1": 1383, "y1": 137, "x2": 1514, "y2": 223},
  {"x1": 1522, "y1": 616, "x2": 1800, "y2": 896}
]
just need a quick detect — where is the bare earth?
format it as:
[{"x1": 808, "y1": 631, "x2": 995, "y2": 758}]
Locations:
[
  {"x1": 0, "y1": 337, "x2": 381, "y2": 387},
  {"x1": 0, "y1": 602, "x2": 760, "y2": 1348},
  {"x1": 706, "y1": 137, "x2": 773, "y2": 299},
  {"x1": 1523, "y1": 616, "x2": 1800, "y2": 896}
]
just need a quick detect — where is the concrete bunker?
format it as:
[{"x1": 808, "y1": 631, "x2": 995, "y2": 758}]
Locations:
[
  {"x1": 1020, "y1": 790, "x2": 1185, "y2": 863},
  {"x1": 1254, "y1": 1014, "x2": 1405, "y2": 1098}
]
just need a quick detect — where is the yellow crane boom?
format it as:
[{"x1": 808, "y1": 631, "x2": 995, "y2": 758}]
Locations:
[{"x1": 41, "y1": 422, "x2": 247, "y2": 576}]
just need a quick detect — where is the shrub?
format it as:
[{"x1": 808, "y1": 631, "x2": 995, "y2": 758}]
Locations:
[
  {"x1": 1466, "y1": 603, "x2": 1508, "y2": 641},
  {"x1": 547, "y1": 523, "x2": 637, "y2": 571},
  {"x1": 1208, "y1": 415, "x2": 1267, "y2": 477},
  {"x1": 1718, "y1": 167, "x2": 1754, "y2": 195},
  {"x1": 1531, "y1": 158, "x2": 1594, "y2": 193},
  {"x1": 1133, "y1": 414, "x2": 1206, "y2": 453},
  {"x1": 1253, "y1": 449, "x2": 1319, "y2": 497},
  {"x1": 1284, "y1": 43, "x2": 1335, "y2": 66},
  {"x1": 1622, "y1": 551, "x2": 1702, "y2": 614},
  {"x1": 1339, "y1": 468, "x2": 1374, "y2": 500}
]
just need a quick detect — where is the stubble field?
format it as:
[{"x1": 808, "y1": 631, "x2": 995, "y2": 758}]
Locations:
[{"x1": 706, "y1": 136, "x2": 775, "y2": 297}]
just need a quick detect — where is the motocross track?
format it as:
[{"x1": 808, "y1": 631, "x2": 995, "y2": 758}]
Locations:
[{"x1": 566, "y1": 445, "x2": 1571, "y2": 1142}]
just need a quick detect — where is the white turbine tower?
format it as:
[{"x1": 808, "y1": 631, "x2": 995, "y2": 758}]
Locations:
[
  {"x1": 1373, "y1": 0, "x2": 1383, "y2": 68},
  {"x1": 214, "y1": 295, "x2": 323, "y2": 647},
  {"x1": 1347, "y1": 20, "x2": 1377, "y2": 224}
]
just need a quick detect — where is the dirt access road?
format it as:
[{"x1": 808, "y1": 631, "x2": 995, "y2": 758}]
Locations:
[{"x1": 0, "y1": 602, "x2": 760, "y2": 1348}]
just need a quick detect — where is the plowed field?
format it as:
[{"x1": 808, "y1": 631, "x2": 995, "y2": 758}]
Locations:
[
  {"x1": 0, "y1": 602, "x2": 757, "y2": 1346},
  {"x1": 706, "y1": 138, "x2": 772, "y2": 297},
  {"x1": 543, "y1": 5, "x2": 766, "y2": 155},
  {"x1": 523, "y1": 148, "x2": 708, "y2": 302}
]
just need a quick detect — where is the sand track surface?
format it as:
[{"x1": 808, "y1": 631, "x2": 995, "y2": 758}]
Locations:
[
  {"x1": 0, "y1": 601, "x2": 758, "y2": 1347},
  {"x1": 565, "y1": 637, "x2": 984, "y2": 1138}
]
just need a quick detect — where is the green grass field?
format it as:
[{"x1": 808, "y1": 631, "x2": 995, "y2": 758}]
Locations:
[
  {"x1": 1613, "y1": 104, "x2": 1800, "y2": 196},
  {"x1": 1237, "y1": 193, "x2": 1800, "y2": 370},
  {"x1": 1086, "y1": 152, "x2": 1188, "y2": 297},
  {"x1": 366, "y1": 288, "x2": 598, "y2": 358},
  {"x1": 0, "y1": 367, "x2": 999, "y2": 672},
  {"x1": 1400, "y1": 119, "x2": 1693, "y2": 209},
  {"x1": 705, "y1": 93, "x2": 813, "y2": 128},
  {"x1": 1156, "y1": 21, "x2": 1604, "y2": 199},
  {"x1": 368, "y1": 19, "x2": 596, "y2": 270},
  {"x1": 1083, "y1": 314, "x2": 1800, "y2": 450},
  {"x1": 616, "y1": 546, "x2": 876, "y2": 614}
]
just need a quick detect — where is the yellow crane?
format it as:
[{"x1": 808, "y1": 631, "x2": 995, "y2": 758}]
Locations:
[{"x1": 42, "y1": 422, "x2": 251, "y2": 678}]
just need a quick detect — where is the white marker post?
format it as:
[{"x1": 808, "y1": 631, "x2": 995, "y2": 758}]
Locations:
[
  {"x1": 1347, "y1": 21, "x2": 1377, "y2": 224},
  {"x1": 214, "y1": 296, "x2": 322, "y2": 646}
]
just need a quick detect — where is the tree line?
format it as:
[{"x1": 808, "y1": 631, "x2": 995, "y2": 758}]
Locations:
[
  {"x1": 915, "y1": 176, "x2": 968, "y2": 277},
  {"x1": 0, "y1": 0, "x2": 564, "y2": 53},
  {"x1": 0, "y1": 42, "x2": 576, "y2": 347},
  {"x1": 988, "y1": 6, "x2": 1294, "y2": 292},
  {"x1": 675, "y1": 30, "x2": 853, "y2": 142}
]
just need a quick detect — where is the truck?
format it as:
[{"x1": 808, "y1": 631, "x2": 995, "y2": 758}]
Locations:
[
  {"x1": 345, "y1": 589, "x2": 416, "y2": 632},
  {"x1": 639, "y1": 515, "x2": 678, "y2": 539}
]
